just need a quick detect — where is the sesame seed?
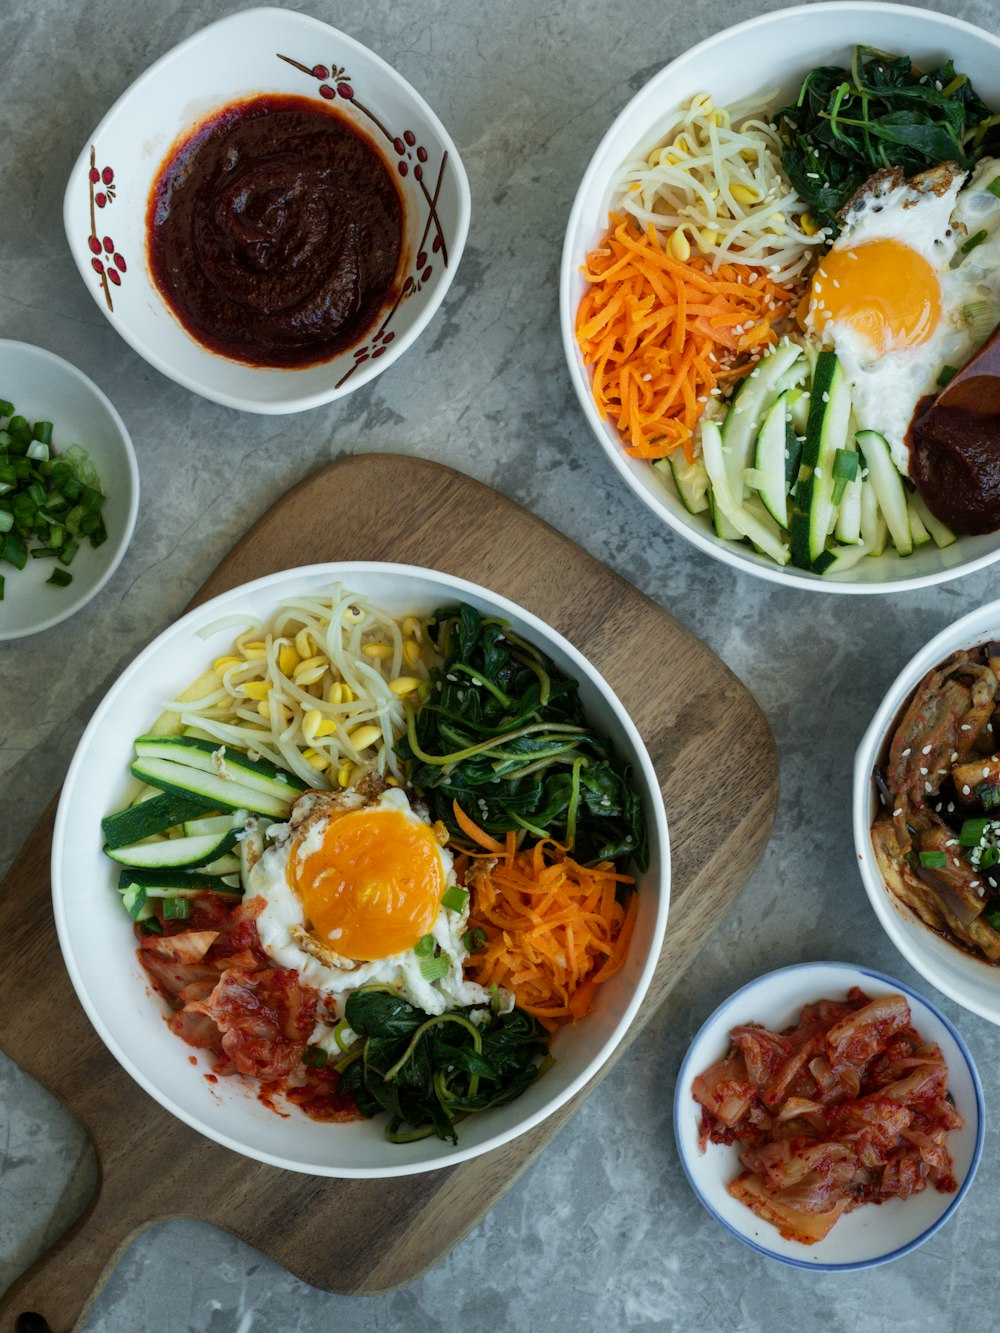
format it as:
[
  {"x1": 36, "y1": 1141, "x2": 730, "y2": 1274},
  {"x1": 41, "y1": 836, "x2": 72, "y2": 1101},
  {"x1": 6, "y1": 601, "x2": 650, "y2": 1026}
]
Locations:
[
  {"x1": 963, "y1": 785, "x2": 972, "y2": 795},
  {"x1": 902, "y1": 748, "x2": 911, "y2": 757},
  {"x1": 948, "y1": 803, "x2": 955, "y2": 813},
  {"x1": 920, "y1": 767, "x2": 928, "y2": 775},
  {"x1": 925, "y1": 782, "x2": 933, "y2": 792},
  {"x1": 922, "y1": 744, "x2": 932, "y2": 754},
  {"x1": 961, "y1": 725, "x2": 972, "y2": 731},
  {"x1": 893, "y1": 807, "x2": 903, "y2": 816}
]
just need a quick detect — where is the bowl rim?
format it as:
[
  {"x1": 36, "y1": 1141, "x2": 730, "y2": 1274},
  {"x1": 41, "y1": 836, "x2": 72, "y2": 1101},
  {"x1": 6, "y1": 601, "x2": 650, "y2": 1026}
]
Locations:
[
  {"x1": 673, "y1": 959, "x2": 985, "y2": 1270},
  {"x1": 61, "y1": 6, "x2": 472, "y2": 415},
  {"x1": 559, "y1": 0, "x2": 1000, "y2": 594},
  {"x1": 0, "y1": 339, "x2": 139, "y2": 641},
  {"x1": 51, "y1": 559, "x2": 670, "y2": 1177},
  {"x1": 853, "y1": 598, "x2": 1000, "y2": 1022}
]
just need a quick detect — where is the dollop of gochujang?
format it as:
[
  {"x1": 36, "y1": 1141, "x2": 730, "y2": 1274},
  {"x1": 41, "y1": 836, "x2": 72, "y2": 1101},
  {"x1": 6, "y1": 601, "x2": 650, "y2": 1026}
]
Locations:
[{"x1": 147, "y1": 94, "x2": 403, "y2": 367}]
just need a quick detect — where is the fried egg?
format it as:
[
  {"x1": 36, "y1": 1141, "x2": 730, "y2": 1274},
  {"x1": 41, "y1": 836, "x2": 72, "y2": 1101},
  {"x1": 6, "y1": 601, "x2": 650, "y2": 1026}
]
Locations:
[
  {"x1": 248, "y1": 786, "x2": 501, "y2": 1033},
  {"x1": 805, "y1": 163, "x2": 975, "y2": 473}
]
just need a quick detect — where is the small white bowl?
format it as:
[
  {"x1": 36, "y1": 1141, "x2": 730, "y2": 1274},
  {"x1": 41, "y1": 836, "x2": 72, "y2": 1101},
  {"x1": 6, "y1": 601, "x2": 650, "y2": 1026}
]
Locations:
[
  {"x1": 560, "y1": 2, "x2": 1000, "y2": 593},
  {"x1": 52, "y1": 562, "x2": 669, "y2": 1177},
  {"x1": 63, "y1": 8, "x2": 470, "y2": 414},
  {"x1": 674, "y1": 961, "x2": 984, "y2": 1270},
  {"x1": 854, "y1": 601, "x2": 1000, "y2": 1024},
  {"x1": 0, "y1": 340, "x2": 138, "y2": 641}
]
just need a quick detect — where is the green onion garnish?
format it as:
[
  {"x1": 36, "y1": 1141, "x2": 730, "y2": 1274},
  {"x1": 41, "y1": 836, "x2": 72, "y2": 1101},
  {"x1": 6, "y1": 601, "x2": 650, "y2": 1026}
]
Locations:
[
  {"x1": 937, "y1": 365, "x2": 959, "y2": 388},
  {"x1": 47, "y1": 568, "x2": 72, "y2": 588},
  {"x1": 959, "y1": 818, "x2": 990, "y2": 846},
  {"x1": 977, "y1": 782, "x2": 1000, "y2": 811},
  {"x1": 418, "y1": 953, "x2": 451, "y2": 982},
  {"x1": 441, "y1": 886, "x2": 469, "y2": 913},
  {"x1": 961, "y1": 229, "x2": 989, "y2": 255},
  {"x1": 302, "y1": 1046, "x2": 329, "y2": 1068},
  {"x1": 161, "y1": 897, "x2": 191, "y2": 921},
  {"x1": 987, "y1": 177, "x2": 1000, "y2": 200},
  {"x1": 918, "y1": 850, "x2": 948, "y2": 869},
  {"x1": 463, "y1": 927, "x2": 487, "y2": 952},
  {"x1": 414, "y1": 933, "x2": 436, "y2": 957}
]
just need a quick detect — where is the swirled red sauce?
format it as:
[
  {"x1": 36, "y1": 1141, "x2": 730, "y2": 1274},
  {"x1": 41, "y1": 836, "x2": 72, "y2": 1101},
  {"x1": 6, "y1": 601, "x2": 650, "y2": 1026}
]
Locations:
[
  {"x1": 147, "y1": 94, "x2": 404, "y2": 368},
  {"x1": 909, "y1": 393, "x2": 1000, "y2": 534}
]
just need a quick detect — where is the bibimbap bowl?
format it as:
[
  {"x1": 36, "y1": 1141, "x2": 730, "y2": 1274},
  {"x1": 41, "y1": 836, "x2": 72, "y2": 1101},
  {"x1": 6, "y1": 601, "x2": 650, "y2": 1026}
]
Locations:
[
  {"x1": 52, "y1": 563, "x2": 669, "y2": 1177},
  {"x1": 561, "y1": 3, "x2": 1000, "y2": 592}
]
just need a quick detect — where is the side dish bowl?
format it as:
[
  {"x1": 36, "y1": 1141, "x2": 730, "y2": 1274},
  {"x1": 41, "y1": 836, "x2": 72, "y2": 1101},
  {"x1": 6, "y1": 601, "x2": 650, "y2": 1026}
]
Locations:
[
  {"x1": 63, "y1": 8, "x2": 470, "y2": 414},
  {"x1": 0, "y1": 340, "x2": 138, "y2": 641},
  {"x1": 854, "y1": 600, "x2": 1000, "y2": 1025},
  {"x1": 674, "y1": 961, "x2": 983, "y2": 1269},
  {"x1": 52, "y1": 562, "x2": 669, "y2": 1177},
  {"x1": 560, "y1": 2, "x2": 1000, "y2": 593}
]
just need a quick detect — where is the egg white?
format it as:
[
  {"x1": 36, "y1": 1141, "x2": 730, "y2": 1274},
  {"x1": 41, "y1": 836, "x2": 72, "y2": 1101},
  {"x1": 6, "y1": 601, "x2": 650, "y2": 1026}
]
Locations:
[
  {"x1": 248, "y1": 786, "x2": 503, "y2": 1034},
  {"x1": 807, "y1": 164, "x2": 979, "y2": 474}
]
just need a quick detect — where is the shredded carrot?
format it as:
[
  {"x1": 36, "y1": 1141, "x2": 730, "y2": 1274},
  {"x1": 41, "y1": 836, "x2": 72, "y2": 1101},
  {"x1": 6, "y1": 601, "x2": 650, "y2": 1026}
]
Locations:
[
  {"x1": 452, "y1": 798, "x2": 505, "y2": 853},
  {"x1": 575, "y1": 214, "x2": 797, "y2": 462},
  {"x1": 456, "y1": 806, "x2": 637, "y2": 1031}
]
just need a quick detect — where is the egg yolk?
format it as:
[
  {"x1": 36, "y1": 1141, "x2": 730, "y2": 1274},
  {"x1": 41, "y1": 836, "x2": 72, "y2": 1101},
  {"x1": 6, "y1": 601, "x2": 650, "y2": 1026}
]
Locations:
[
  {"x1": 809, "y1": 238, "x2": 942, "y2": 356},
  {"x1": 292, "y1": 808, "x2": 445, "y2": 961}
]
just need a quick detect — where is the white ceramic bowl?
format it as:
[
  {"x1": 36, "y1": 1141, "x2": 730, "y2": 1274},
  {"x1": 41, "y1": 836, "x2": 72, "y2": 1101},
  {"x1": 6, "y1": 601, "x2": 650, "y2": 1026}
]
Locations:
[
  {"x1": 63, "y1": 8, "x2": 470, "y2": 414},
  {"x1": 854, "y1": 600, "x2": 1000, "y2": 1024},
  {"x1": 560, "y1": 2, "x2": 1000, "y2": 593},
  {"x1": 0, "y1": 340, "x2": 138, "y2": 641},
  {"x1": 674, "y1": 962, "x2": 984, "y2": 1269},
  {"x1": 52, "y1": 562, "x2": 669, "y2": 1177}
]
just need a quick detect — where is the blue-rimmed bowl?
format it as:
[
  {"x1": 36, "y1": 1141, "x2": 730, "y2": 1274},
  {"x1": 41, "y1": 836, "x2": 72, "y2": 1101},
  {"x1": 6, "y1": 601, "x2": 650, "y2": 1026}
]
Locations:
[{"x1": 674, "y1": 961, "x2": 983, "y2": 1270}]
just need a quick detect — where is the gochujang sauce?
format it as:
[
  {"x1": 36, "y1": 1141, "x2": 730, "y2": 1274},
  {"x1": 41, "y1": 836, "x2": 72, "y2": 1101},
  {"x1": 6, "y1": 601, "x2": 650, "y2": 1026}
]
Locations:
[{"x1": 147, "y1": 94, "x2": 404, "y2": 368}]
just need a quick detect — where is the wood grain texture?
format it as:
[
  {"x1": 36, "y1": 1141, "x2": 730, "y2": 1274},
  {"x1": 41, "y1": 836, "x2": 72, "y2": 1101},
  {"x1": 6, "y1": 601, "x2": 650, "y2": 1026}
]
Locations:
[{"x1": 0, "y1": 456, "x2": 778, "y2": 1332}]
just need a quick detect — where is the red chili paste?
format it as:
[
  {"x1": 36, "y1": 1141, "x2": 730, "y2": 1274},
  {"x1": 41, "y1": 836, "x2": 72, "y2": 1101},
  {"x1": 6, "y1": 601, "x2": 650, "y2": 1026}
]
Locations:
[{"x1": 147, "y1": 94, "x2": 404, "y2": 368}]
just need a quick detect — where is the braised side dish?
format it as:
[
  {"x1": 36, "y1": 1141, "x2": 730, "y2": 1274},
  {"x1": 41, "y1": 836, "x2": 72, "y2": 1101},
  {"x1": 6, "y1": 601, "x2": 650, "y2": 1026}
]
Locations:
[
  {"x1": 872, "y1": 642, "x2": 1000, "y2": 962},
  {"x1": 147, "y1": 94, "x2": 404, "y2": 368},
  {"x1": 692, "y1": 988, "x2": 962, "y2": 1244}
]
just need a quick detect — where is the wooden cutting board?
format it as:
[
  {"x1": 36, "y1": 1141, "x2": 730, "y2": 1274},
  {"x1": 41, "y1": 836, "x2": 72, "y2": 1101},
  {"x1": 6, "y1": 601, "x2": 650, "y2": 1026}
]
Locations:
[{"x1": 0, "y1": 456, "x2": 778, "y2": 1333}]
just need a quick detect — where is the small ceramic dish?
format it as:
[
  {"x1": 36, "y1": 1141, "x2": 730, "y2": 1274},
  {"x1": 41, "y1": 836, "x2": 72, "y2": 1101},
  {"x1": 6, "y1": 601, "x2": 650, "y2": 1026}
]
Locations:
[
  {"x1": 854, "y1": 600, "x2": 1000, "y2": 1025},
  {"x1": 674, "y1": 961, "x2": 983, "y2": 1270},
  {"x1": 53, "y1": 562, "x2": 670, "y2": 1178},
  {"x1": 560, "y1": 2, "x2": 1000, "y2": 592},
  {"x1": 63, "y1": 7, "x2": 470, "y2": 414},
  {"x1": 0, "y1": 340, "x2": 138, "y2": 641}
]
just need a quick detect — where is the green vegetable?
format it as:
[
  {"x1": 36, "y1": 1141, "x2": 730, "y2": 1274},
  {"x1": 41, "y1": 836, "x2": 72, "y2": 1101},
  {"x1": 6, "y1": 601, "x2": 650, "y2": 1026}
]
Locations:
[
  {"x1": 0, "y1": 396, "x2": 107, "y2": 590},
  {"x1": 441, "y1": 885, "x2": 469, "y2": 913},
  {"x1": 396, "y1": 604, "x2": 646, "y2": 867},
  {"x1": 340, "y1": 988, "x2": 551, "y2": 1144},
  {"x1": 937, "y1": 365, "x2": 959, "y2": 388},
  {"x1": 918, "y1": 849, "x2": 947, "y2": 869},
  {"x1": 977, "y1": 782, "x2": 1000, "y2": 811},
  {"x1": 777, "y1": 47, "x2": 1000, "y2": 232},
  {"x1": 959, "y1": 818, "x2": 991, "y2": 846},
  {"x1": 302, "y1": 1046, "x2": 329, "y2": 1069},
  {"x1": 961, "y1": 231, "x2": 988, "y2": 256}
]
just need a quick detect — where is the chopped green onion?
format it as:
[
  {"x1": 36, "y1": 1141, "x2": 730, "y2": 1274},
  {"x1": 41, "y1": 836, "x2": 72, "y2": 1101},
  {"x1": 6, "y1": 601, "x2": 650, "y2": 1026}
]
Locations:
[
  {"x1": 463, "y1": 926, "x2": 487, "y2": 952},
  {"x1": 980, "y1": 845, "x2": 1000, "y2": 868},
  {"x1": 987, "y1": 177, "x2": 1000, "y2": 200},
  {"x1": 937, "y1": 365, "x2": 959, "y2": 388},
  {"x1": 959, "y1": 818, "x2": 991, "y2": 846},
  {"x1": 139, "y1": 917, "x2": 164, "y2": 936},
  {"x1": 414, "y1": 933, "x2": 436, "y2": 957},
  {"x1": 978, "y1": 782, "x2": 1000, "y2": 811},
  {"x1": 47, "y1": 568, "x2": 72, "y2": 588},
  {"x1": 441, "y1": 886, "x2": 469, "y2": 913},
  {"x1": 0, "y1": 399, "x2": 13, "y2": 417},
  {"x1": 831, "y1": 448, "x2": 859, "y2": 504},
  {"x1": 125, "y1": 885, "x2": 148, "y2": 920},
  {"x1": 26, "y1": 440, "x2": 49, "y2": 462},
  {"x1": 32, "y1": 421, "x2": 52, "y2": 445},
  {"x1": 0, "y1": 511, "x2": 12, "y2": 533},
  {"x1": 0, "y1": 573, "x2": 4, "y2": 602},
  {"x1": 161, "y1": 897, "x2": 191, "y2": 921},
  {"x1": 962, "y1": 299, "x2": 995, "y2": 342},
  {"x1": 961, "y1": 229, "x2": 989, "y2": 255},
  {"x1": 302, "y1": 1046, "x2": 329, "y2": 1068},
  {"x1": 918, "y1": 850, "x2": 947, "y2": 869},
  {"x1": 418, "y1": 953, "x2": 451, "y2": 982}
]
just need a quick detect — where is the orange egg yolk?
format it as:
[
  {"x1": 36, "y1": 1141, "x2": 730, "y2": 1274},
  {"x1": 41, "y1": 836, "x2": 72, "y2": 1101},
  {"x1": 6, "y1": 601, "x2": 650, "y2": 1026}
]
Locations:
[
  {"x1": 808, "y1": 237, "x2": 942, "y2": 356},
  {"x1": 292, "y1": 808, "x2": 445, "y2": 961}
]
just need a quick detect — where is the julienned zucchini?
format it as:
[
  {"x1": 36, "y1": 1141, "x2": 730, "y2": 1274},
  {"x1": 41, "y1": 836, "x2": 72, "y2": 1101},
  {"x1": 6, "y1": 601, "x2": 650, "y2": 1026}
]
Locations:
[
  {"x1": 130, "y1": 755, "x2": 295, "y2": 818},
  {"x1": 855, "y1": 430, "x2": 912, "y2": 556},
  {"x1": 117, "y1": 867, "x2": 243, "y2": 893},
  {"x1": 656, "y1": 452, "x2": 711, "y2": 515},
  {"x1": 789, "y1": 351, "x2": 852, "y2": 568},
  {"x1": 133, "y1": 735, "x2": 308, "y2": 800},
  {"x1": 101, "y1": 790, "x2": 218, "y2": 849},
  {"x1": 105, "y1": 809, "x2": 247, "y2": 870},
  {"x1": 720, "y1": 340, "x2": 803, "y2": 500},
  {"x1": 701, "y1": 420, "x2": 789, "y2": 565},
  {"x1": 749, "y1": 390, "x2": 796, "y2": 529}
]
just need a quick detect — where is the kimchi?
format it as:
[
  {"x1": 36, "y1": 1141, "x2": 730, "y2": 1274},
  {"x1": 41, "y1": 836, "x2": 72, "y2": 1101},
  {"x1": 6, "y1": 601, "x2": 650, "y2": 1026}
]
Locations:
[{"x1": 691, "y1": 988, "x2": 963, "y2": 1244}]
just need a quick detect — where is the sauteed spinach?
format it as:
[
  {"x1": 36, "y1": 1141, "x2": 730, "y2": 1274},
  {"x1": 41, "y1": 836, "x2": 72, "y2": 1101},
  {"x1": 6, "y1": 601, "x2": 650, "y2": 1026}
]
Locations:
[{"x1": 396, "y1": 603, "x2": 647, "y2": 868}]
